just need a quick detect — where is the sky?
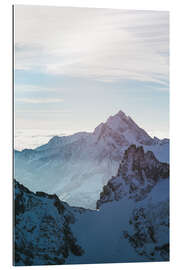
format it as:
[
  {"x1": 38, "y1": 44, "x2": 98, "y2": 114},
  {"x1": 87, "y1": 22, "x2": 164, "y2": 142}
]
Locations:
[{"x1": 14, "y1": 5, "x2": 169, "y2": 142}]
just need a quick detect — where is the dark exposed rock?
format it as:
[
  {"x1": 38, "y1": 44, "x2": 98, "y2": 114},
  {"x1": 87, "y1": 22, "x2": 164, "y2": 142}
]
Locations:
[
  {"x1": 97, "y1": 145, "x2": 169, "y2": 209},
  {"x1": 14, "y1": 179, "x2": 84, "y2": 266},
  {"x1": 123, "y1": 201, "x2": 169, "y2": 261}
]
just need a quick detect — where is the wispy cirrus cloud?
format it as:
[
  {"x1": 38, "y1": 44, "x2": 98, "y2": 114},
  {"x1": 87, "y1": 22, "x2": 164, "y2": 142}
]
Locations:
[
  {"x1": 16, "y1": 98, "x2": 64, "y2": 104},
  {"x1": 16, "y1": 110, "x2": 71, "y2": 113},
  {"x1": 15, "y1": 84, "x2": 63, "y2": 93},
  {"x1": 15, "y1": 6, "x2": 169, "y2": 88}
]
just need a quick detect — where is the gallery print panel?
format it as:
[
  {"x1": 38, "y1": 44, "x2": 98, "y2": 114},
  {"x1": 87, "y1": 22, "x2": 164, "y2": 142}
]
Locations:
[{"x1": 13, "y1": 5, "x2": 169, "y2": 266}]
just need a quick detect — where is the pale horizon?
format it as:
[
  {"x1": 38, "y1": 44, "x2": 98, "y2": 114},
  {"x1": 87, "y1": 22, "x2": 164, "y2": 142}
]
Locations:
[
  {"x1": 14, "y1": 5, "x2": 169, "y2": 149},
  {"x1": 15, "y1": 109, "x2": 169, "y2": 151}
]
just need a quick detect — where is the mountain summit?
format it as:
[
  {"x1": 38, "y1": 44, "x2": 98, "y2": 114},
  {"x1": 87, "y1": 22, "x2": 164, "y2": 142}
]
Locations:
[
  {"x1": 14, "y1": 110, "x2": 169, "y2": 209},
  {"x1": 93, "y1": 110, "x2": 153, "y2": 146}
]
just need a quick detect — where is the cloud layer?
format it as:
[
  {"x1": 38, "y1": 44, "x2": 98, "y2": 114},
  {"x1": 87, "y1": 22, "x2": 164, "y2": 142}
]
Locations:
[
  {"x1": 15, "y1": 6, "x2": 169, "y2": 88},
  {"x1": 16, "y1": 97, "x2": 64, "y2": 104}
]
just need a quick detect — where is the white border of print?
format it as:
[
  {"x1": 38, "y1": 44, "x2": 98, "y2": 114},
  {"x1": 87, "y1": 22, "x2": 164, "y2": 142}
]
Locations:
[{"x1": 0, "y1": 0, "x2": 180, "y2": 270}]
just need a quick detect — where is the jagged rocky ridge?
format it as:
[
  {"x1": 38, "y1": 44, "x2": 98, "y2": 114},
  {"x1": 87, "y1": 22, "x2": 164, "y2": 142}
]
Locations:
[
  {"x1": 14, "y1": 144, "x2": 169, "y2": 265},
  {"x1": 14, "y1": 110, "x2": 169, "y2": 209},
  {"x1": 14, "y1": 180, "x2": 84, "y2": 266},
  {"x1": 96, "y1": 145, "x2": 169, "y2": 261},
  {"x1": 97, "y1": 145, "x2": 169, "y2": 209}
]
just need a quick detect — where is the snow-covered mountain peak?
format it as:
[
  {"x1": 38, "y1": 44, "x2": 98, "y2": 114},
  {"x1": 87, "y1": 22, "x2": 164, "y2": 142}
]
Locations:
[
  {"x1": 14, "y1": 110, "x2": 169, "y2": 209},
  {"x1": 107, "y1": 109, "x2": 129, "y2": 123},
  {"x1": 93, "y1": 110, "x2": 153, "y2": 146},
  {"x1": 97, "y1": 145, "x2": 169, "y2": 209}
]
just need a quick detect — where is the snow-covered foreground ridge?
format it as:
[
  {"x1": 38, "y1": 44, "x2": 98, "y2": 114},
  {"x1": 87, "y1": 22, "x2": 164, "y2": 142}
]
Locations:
[
  {"x1": 14, "y1": 180, "x2": 85, "y2": 266},
  {"x1": 14, "y1": 145, "x2": 169, "y2": 265},
  {"x1": 14, "y1": 110, "x2": 169, "y2": 209}
]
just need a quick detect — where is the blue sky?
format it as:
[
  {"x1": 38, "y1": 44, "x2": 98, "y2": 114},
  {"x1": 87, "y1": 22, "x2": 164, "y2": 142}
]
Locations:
[{"x1": 14, "y1": 6, "x2": 169, "y2": 138}]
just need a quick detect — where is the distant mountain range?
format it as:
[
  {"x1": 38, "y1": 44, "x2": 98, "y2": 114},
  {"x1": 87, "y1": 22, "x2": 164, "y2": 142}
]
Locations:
[{"x1": 14, "y1": 110, "x2": 169, "y2": 209}]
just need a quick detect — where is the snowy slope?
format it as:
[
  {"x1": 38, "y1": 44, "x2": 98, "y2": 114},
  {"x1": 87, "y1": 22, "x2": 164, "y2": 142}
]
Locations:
[
  {"x1": 67, "y1": 146, "x2": 169, "y2": 264},
  {"x1": 14, "y1": 144, "x2": 169, "y2": 265},
  {"x1": 14, "y1": 180, "x2": 85, "y2": 266},
  {"x1": 67, "y1": 180, "x2": 169, "y2": 264},
  {"x1": 14, "y1": 110, "x2": 169, "y2": 209}
]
